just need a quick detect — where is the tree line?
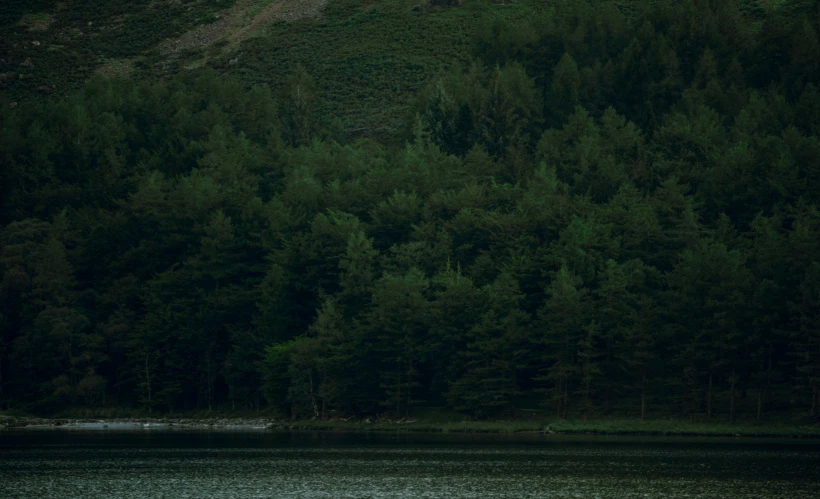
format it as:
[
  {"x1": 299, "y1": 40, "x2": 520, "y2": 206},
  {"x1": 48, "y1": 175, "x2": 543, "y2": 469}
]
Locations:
[{"x1": 1, "y1": 0, "x2": 819, "y2": 421}]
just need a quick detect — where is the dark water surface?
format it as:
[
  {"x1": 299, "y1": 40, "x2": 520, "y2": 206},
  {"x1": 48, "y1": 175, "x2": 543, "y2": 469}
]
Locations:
[{"x1": 1, "y1": 431, "x2": 819, "y2": 498}]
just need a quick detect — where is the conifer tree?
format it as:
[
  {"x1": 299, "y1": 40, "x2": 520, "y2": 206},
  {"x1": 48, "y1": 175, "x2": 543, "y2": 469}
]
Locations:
[{"x1": 535, "y1": 265, "x2": 589, "y2": 418}]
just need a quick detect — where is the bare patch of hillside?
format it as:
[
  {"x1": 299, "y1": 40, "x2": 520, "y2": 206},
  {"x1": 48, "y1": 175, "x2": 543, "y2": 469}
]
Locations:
[{"x1": 160, "y1": 0, "x2": 327, "y2": 57}]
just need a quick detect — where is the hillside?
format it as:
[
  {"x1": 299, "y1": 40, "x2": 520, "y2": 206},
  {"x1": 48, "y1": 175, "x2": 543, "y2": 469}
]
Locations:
[
  {"x1": 1, "y1": 0, "x2": 819, "y2": 422},
  {"x1": 3, "y1": 0, "x2": 537, "y2": 132},
  {"x1": 4, "y1": 1, "x2": 807, "y2": 132}
]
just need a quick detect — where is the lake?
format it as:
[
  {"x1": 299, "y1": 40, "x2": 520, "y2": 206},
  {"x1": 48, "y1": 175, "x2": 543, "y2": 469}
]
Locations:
[{"x1": 1, "y1": 430, "x2": 819, "y2": 498}]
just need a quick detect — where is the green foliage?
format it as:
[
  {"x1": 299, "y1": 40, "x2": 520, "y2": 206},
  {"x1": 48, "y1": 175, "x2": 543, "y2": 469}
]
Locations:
[
  {"x1": 1, "y1": 0, "x2": 819, "y2": 424},
  {"x1": 260, "y1": 339, "x2": 299, "y2": 415},
  {"x1": 279, "y1": 65, "x2": 321, "y2": 148},
  {"x1": 447, "y1": 272, "x2": 528, "y2": 417}
]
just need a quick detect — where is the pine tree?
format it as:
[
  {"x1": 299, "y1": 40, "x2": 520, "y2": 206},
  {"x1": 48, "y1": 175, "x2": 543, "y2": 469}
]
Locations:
[
  {"x1": 447, "y1": 272, "x2": 526, "y2": 417},
  {"x1": 479, "y1": 64, "x2": 538, "y2": 158},
  {"x1": 550, "y1": 52, "x2": 581, "y2": 124},
  {"x1": 535, "y1": 265, "x2": 589, "y2": 418},
  {"x1": 367, "y1": 269, "x2": 430, "y2": 418},
  {"x1": 280, "y1": 64, "x2": 320, "y2": 148}
]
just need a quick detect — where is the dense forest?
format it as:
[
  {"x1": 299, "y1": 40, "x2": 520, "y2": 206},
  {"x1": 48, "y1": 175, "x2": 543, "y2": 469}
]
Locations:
[{"x1": 1, "y1": 0, "x2": 819, "y2": 422}]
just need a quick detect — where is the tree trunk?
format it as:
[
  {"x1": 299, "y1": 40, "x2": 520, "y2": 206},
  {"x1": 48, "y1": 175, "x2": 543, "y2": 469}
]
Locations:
[
  {"x1": 641, "y1": 372, "x2": 647, "y2": 421},
  {"x1": 555, "y1": 377, "x2": 562, "y2": 419},
  {"x1": 757, "y1": 386, "x2": 763, "y2": 422},
  {"x1": 310, "y1": 372, "x2": 319, "y2": 418},
  {"x1": 145, "y1": 353, "x2": 152, "y2": 415},
  {"x1": 816, "y1": 340, "x2": 820, "y2": 418},
  {"x1": 729, "y1": 367, "x2": 736, "y2": 423},
  {"x1": 766, "y1": 343, "x2": 773, "y2": 405},
  {"x1": 406, "y1": 358, "x2": 413, "y2": 419},
  {"x1": 563, "y1": 378, "x2": 570, "y2": 419},
  {"x1": 707, "y1": 373, "x2": 713, "y2": 419},
  {"x1": 208, "y1": 373, "x2": 213, "y2": 413},
  {"x1": 396, "y1": 365, "x2": 402, "y2": 420},
  {"x1": 66, "y1": 333, "x2": 77, "y2": 403}
]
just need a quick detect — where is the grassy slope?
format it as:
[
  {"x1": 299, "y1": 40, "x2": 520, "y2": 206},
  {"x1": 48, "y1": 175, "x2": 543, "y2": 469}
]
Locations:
[
  {"x1": 0, "y1": 0, "x2": 540, "y2": 129},
  {"x1": 1, "y1": 1, "x2": 805, "y2": 127},
  {"x1": 0, "y1": 1, "x2": 235, "y2": 98},
  {"x1": 226, "y1": 0, "x2": 541, "y2": 129}
]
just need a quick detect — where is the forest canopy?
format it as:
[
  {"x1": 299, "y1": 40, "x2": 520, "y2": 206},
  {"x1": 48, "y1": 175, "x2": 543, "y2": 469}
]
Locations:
[{"x1": 1, "y1": 0, "x2": 819, "y2": 421}]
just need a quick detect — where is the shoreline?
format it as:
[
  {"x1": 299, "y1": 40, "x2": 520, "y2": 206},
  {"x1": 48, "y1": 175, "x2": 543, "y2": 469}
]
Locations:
[{"x1": 2, "y1": 415, "x2": 819, "y2": 439}]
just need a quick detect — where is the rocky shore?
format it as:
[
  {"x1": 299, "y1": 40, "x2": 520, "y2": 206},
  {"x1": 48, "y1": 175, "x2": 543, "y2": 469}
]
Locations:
[
  {"x1": 3, "y1": 415, "x2": 818, "y2": 438},
  {"x1": 0, "y1": 415, "x2": 285, "y2": 431},
  {"x1": 0, "y1": 415, "x2": 416, "y2": 432}
]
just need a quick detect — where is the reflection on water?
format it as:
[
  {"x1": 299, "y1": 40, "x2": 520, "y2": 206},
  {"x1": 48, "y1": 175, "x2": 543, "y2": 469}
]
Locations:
[{"x1": 1, "y1": 431, "x2": 818, "y2": 498}]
